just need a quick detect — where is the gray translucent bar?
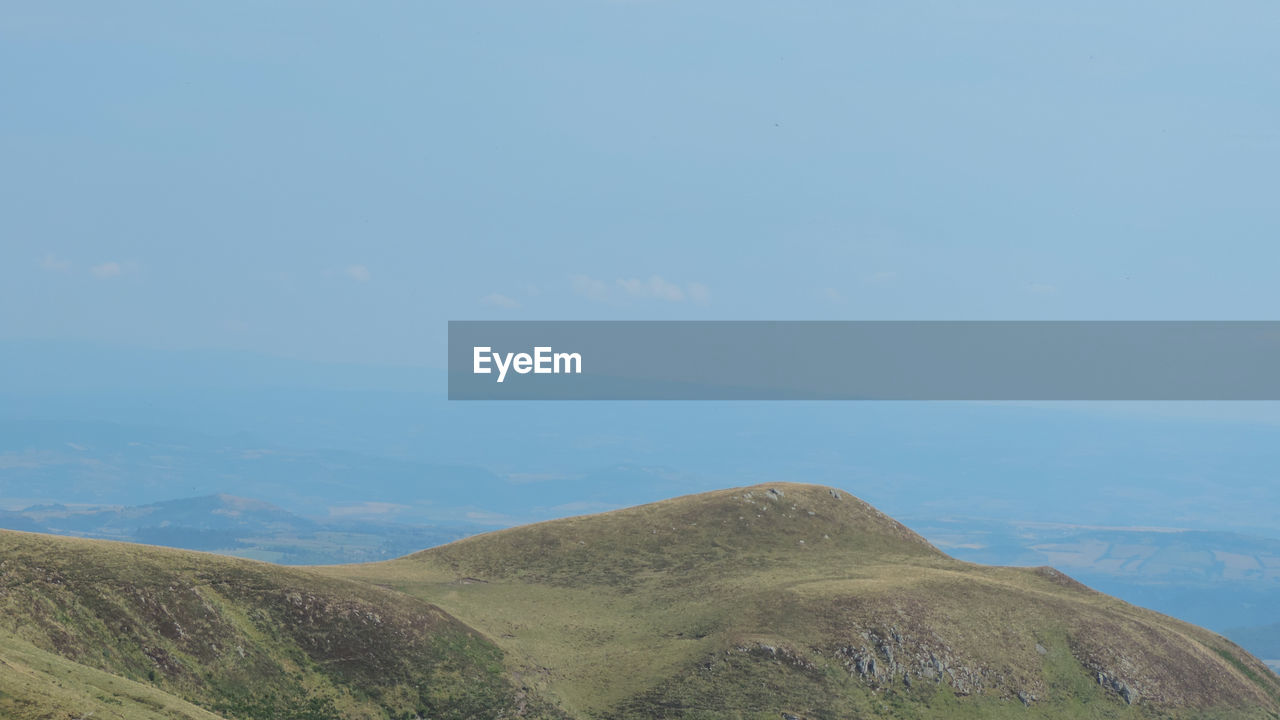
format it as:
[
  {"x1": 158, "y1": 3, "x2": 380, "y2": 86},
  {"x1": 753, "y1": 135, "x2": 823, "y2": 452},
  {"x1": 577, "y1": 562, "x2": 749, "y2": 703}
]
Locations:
[{"x1": 448, "y1": 321, "x2": 1280, "y2": 400}]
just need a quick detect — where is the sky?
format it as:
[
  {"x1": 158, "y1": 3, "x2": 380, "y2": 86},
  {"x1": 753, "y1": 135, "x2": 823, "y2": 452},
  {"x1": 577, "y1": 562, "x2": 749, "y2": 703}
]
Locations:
[{"x1": 4, "y1": 2, "x2": 1280, "y2": 367}]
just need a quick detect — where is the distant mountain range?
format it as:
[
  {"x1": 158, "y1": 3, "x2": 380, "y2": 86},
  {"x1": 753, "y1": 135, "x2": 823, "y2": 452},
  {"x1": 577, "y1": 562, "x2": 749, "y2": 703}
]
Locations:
[
  {"x1": 0, "y1": 418, "x2": 702, "y2": 524},
  {"x1": 0, "y1": 494, "x2": 476, "y2": 564}
]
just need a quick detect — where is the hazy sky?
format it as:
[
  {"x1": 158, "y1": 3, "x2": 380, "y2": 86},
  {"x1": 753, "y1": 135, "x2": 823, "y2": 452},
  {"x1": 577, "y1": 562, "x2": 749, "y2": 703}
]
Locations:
[{"x1": 4, "y1": 2, "x2": 1278, "y2": 365}]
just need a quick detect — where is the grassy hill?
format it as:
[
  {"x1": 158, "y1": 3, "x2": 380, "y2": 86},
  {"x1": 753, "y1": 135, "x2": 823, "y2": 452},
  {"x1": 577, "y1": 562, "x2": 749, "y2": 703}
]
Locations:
[
  {"x1": 2, "y1": 483, "x2": 1278, "y2": 719},
  {"x1": 328, "y1": 483, "x2": 1280, "y2": 719},
  {"x1": 0, "y1": 530, "x2": 561, "y2": 720}
]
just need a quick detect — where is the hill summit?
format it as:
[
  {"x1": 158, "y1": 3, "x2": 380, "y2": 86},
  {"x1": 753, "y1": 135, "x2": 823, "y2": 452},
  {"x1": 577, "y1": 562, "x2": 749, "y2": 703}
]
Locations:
[
  {"x1": 340, "y1": 483, "x2": 1280, "y2": 719},
  {"x1": 409, "y1": 483, "x2": 943, "y2": 588}
]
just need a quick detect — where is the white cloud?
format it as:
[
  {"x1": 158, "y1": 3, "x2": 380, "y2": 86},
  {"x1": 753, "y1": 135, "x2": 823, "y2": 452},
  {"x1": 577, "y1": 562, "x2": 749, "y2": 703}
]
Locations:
[
  {"x1": 866, "y1": 271, "x2": 898, "y2": 286},
  {"x1": 571, "y1": 274, "x2": 610, "y2": 302},
  {"x1": 39, "y1": 254, "x2": 70, "y2": 272},
  {"x1": 574, "y1": 274, "x2": 710, "y2": 304},
  {"x1": 1025, "y1": 282, "x2": 1058, "y2": 295},
  {"x1": 90, "y1": 261, "x2": 126, "y2": 278},
  {"x1": 618, "y1": 275, "x2": 685, "y2": 301},
  {"x1": 480, "y1": 292, "x2": 521, "y2": 309},
  {"x1": 821, "y1": 287, "x2": 845, "y2": 304},
  {"x1": 345, "y1": 264, "x2": 371, "y2": 282}
]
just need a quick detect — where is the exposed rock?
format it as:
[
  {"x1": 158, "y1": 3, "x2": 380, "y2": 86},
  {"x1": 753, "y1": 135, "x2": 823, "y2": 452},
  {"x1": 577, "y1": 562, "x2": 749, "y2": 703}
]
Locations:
[
  {"x1": 733, "y1": 642, "x2": 817, "y2": 672},
  {"x1": 1095, "y1": 670, "x2": 1140, "y2": 705},
  {"x1": 832, "y1": 625, "x2": 1030, "y2": 701}
]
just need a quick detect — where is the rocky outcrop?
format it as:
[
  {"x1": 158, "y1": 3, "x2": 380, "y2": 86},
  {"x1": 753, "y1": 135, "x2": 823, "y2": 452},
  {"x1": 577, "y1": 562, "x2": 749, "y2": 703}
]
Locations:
[{"x1": 830, "y1": 624, "x2": 1043, "y2": 704}]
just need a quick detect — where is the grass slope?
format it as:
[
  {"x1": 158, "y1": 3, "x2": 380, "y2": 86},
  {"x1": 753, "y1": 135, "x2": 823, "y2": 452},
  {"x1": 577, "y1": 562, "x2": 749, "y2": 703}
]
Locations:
[
  {"x1": 328, "y1": 483, "x2": 1280, "y2": 719},
  {"x1": 0, "y1": 631, "x2": 229, "y2": 720},
  {"x1": 0, "y1": 529, "x2": 562, "y2": 720}
]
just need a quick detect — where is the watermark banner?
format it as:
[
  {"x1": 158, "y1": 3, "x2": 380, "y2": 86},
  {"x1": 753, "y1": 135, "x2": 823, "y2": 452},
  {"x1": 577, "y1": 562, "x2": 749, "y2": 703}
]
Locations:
[{"x1": 448, "y1": 321, "x2": 1280, "y2": 400}]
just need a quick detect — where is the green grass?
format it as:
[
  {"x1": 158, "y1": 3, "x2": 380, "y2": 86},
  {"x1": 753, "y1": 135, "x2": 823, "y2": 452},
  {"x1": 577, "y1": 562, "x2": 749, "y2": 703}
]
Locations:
[
  {"x1": 0, "y1": 630, "x2": 229, "y2": 720},
  {"x1": 3, "y1": 483, "x2": 1279, "y2": 720}
]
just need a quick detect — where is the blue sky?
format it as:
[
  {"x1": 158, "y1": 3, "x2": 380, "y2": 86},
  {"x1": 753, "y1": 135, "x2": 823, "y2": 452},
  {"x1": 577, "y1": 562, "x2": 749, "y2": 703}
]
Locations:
[{"x1": 4, "y1": 2, "x2": 1279, "y2": 366}]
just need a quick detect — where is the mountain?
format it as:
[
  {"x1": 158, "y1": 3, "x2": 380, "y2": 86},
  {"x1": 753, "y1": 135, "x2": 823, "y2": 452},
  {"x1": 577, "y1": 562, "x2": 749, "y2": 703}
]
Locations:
[
  {"x1": 3, "y1": 483, "x2": 1278, "y2": 719},
  {"x1": 330, "y1": 484, "x2": 1280, "y2": 719}
]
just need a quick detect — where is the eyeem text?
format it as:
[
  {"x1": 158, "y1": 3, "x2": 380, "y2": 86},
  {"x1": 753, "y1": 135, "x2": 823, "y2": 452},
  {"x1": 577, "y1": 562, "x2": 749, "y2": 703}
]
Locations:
[{"x1": 473, "y1": 346, "x2": 583, "y2": 383}]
